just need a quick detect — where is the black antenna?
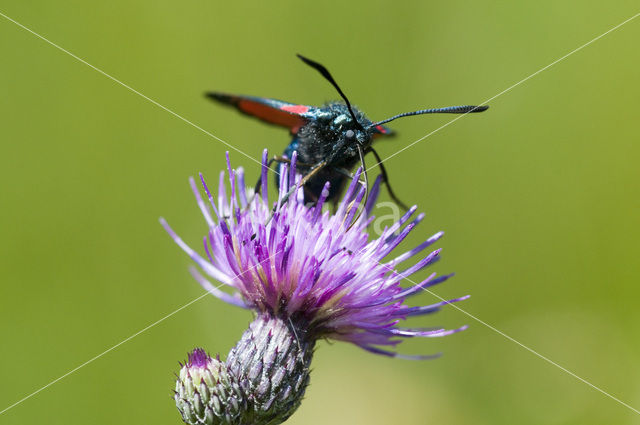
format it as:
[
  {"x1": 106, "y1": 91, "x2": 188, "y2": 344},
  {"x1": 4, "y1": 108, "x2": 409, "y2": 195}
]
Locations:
[
  {"x1": 297, "y1": 54, "x2": 364, "y2": 130},
  {"x1": 369, "y1": 105, "x2": 489, "y2": 128}
]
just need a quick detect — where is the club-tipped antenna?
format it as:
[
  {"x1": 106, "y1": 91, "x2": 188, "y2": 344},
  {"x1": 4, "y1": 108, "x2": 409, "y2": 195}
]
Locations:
[
  {"x1": 369, "y1": 105, "x2": 489, "y2": 128},
  {"x1": 297, "y1": 54, "x2": 364, "y2": 130}
]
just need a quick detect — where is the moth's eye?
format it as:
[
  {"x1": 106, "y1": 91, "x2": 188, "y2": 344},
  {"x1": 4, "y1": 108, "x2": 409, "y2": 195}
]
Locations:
[{"x1": 345, "y1": 130, "x2": 355, "y2": 139}]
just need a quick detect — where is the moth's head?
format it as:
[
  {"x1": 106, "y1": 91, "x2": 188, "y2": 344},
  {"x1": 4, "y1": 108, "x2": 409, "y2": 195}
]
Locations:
[
  {"x1": 298, "y1": 53, "x2": 489, "y2": 144},
  {"x1": 329, "y1": 105, "x2": 370, "y2": 147}
]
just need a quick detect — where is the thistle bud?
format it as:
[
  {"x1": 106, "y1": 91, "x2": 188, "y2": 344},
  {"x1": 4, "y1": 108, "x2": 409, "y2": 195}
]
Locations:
[{"x1": 174, "y1": 348, "x2": 245, "y2": 425}]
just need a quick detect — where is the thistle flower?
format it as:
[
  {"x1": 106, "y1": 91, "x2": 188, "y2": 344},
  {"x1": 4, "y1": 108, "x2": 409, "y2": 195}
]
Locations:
[{"x1": 163, "y1": 150, "x2": 468, "y2": 425}]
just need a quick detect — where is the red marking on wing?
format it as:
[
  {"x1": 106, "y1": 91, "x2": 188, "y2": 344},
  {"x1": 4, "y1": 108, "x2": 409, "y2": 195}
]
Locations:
[
  {"x1": 237, "y1": 99, "x2": 306, "y2": 130},
  {"x1": 280, "y1": 104, "x2": 310, "y2": 114}
]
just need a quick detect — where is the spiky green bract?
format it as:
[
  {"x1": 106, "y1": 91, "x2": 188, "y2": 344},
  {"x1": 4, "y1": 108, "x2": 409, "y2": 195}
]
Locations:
[{"x1": 226, "y1": 314, "x2": 314, "y2": 425}]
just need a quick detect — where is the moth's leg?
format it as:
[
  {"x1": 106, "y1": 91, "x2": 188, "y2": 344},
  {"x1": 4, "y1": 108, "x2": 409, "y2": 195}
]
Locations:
[
  {"x1": 367, "y1": 147, "x2": 409, "y2": 211},
  {"x1": 252, "y1": 155, "x2": 314, "y2": 197},
  {"x1": 265, "y1": 160, "x2": 328, "y2": 224},
  {"x1": 344, "y1": 146, "x2": 369, "y2": 231}
]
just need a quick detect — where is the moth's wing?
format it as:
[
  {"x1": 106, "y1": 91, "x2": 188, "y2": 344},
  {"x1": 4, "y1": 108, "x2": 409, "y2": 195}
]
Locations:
[
  {"x1": 371, "y1": 124, "x2": 394, "y2": 138},
  {"x1": 206, "y1": 92, "x2": 317, "y2": 133}
]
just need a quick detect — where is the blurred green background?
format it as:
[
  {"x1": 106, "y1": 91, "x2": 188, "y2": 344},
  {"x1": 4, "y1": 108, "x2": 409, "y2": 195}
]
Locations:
[{"x1": 1, "y1": 1, "x2": 639, "y2": 424}]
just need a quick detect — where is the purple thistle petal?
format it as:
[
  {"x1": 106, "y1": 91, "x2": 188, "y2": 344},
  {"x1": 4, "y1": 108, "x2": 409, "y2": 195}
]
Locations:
[
  {"x1": 160, "y1": 217, "x2": 232, "y2": 285},
  {"x1": 423, "y1": 325, "x2": 469, "y2": 337},
  {"x1": 401, "y1": 295, "x2": 471, "y2": 317},
  {"x1": 364, "y1": 175, "x2": 382, "y2": 216},
  {"x1": 359, "y1": 345, "x2": 442, "y2": 360},
  {"x1": 392, "y1": 231, "x2": 444, "y2": 265},
  {"x1": 289, "y1": 151, "x2": 298, "y2": 188},
  {"x1": 226, "y1": 153, "x2": 238, "y2": 214},
  {"x1": 261, "y1": 149, "x2": 269, "y2": 205},
  {"x1": 225, "y1": 151, "x2": 233, "y2": 186},
  {"x1": 343, "y1": 184, "x2": 366, "y2": 226},
  {"x1": 189, "y1": 267, "x2": 249, "y2": 309},
  {"x1": 199, "y1": 173, "x2": 222, "y2": 220},
  {"x1": 312, "y1": 182, "x2": 331, "y2": 223},
  {"x1": 187, "y1": 347, "x2": 211, "y2": 367},
  {"x1": 189, "y1": 176, "x2": 214, "y2": 227},
  {"x1": 392, "y1": 273, "x2": 455, "y2": 300},
  {"x1": 386, "y1": 205, "x2": 417, "y2": 236},
  {"x1": 335, "y1": 167, "x2": 362, "y2": 218},
  {"x1": 277, "y1": 163, "x2": 289, "y2": 210},
  {"x1": 396, "y1": 248, "x2": 441, "y2": 279},
  {"x1": 364, "y1": 324, "x2": 468, "y2": 338},
  {"x1": 236, "y1": 166, "x2": 248, "y2": 208},
  {"x1": 377, "y1": 220, "x2": 419, "y2": 260}
]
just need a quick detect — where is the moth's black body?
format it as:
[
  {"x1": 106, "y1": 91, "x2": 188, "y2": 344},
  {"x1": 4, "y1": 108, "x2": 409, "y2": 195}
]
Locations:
[
  {"x1": 207, "y1": 55, "x2": 489, "y2": 207},
  {"x1": 282, "y1": 102, "x2": 380, "y2": 201}
]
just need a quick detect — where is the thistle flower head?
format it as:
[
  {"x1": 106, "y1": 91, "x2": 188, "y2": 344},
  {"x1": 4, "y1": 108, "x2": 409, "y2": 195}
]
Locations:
[
  {"x1": 162, "y1": 150, "x2": 467, "y2": 359},
  {"x1": 164, "y1": 150, "x2": 469, "y2": 424}
]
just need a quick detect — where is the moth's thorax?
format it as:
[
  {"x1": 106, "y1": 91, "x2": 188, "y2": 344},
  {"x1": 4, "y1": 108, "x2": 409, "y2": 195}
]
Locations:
[{"x1": 295, "y1": 102, "x2": 374, "y2": 168}]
